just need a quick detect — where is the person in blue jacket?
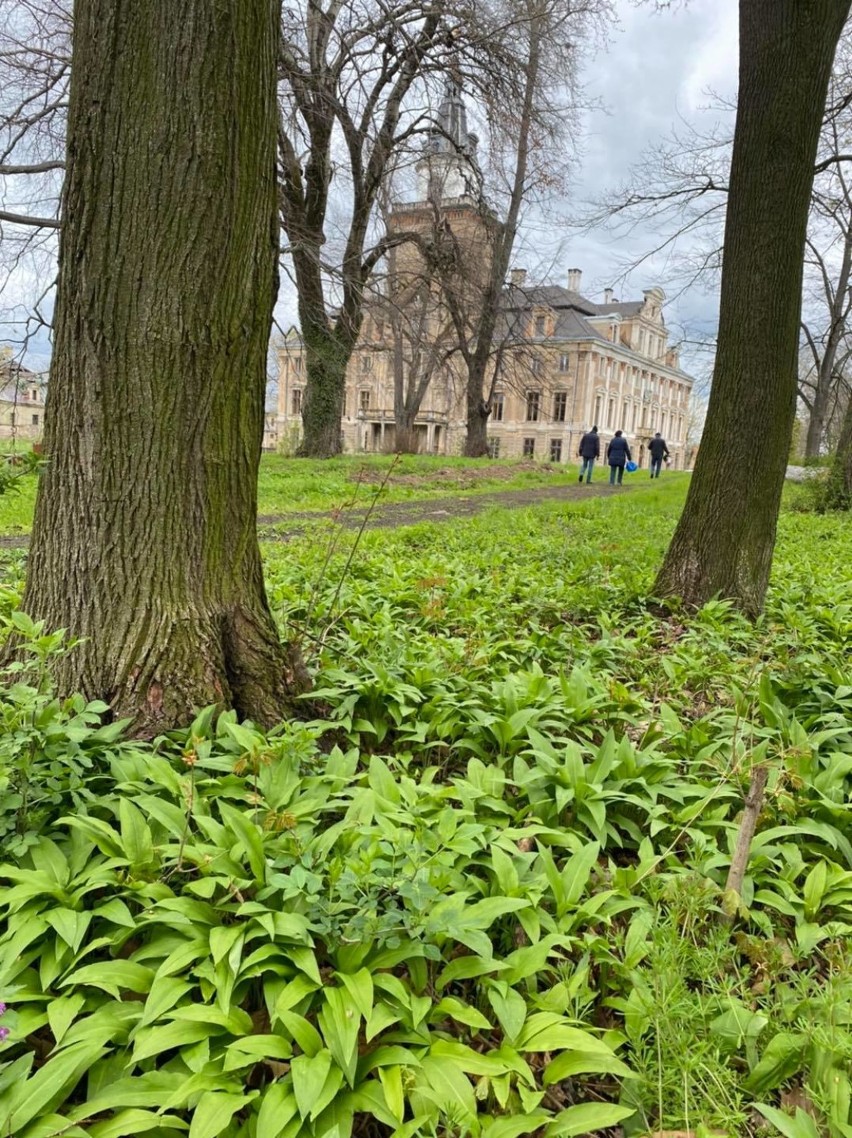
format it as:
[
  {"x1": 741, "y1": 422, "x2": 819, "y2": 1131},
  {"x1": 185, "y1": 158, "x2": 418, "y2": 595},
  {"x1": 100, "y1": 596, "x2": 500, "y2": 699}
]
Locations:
[{"x1": 605, "y1": 430, "x2": 632, "y2": 485}]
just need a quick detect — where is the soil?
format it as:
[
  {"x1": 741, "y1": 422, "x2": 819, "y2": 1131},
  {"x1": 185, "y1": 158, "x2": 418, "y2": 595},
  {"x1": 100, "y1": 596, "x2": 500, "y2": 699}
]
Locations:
[
  {"x1": 348, "y1": 460, "x2": 555, "y2": 487},
  {"x1": 256, "y1": 479, "x2": 627, "y2": 539},
  {"x1": 0, "y1": 478, "x2": 629, "y2": 550}
]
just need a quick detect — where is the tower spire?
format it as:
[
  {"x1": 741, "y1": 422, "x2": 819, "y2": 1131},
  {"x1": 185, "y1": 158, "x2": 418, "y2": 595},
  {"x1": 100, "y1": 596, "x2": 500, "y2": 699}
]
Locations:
[{"x1": 416, "y1": 73, "x2": 481, "y2": 203}]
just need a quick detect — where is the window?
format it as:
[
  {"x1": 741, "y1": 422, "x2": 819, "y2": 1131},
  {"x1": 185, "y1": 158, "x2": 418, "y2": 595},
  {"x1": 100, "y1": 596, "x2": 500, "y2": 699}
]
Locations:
[
  {"x1": 621, "y1": 402, "x2": 629, "y2": 430},
  {"x1": 31, "y1": 414, "x2": 39, "y2": 426},
  {"x1": 553, "y1": 391, "x2": 567, "y2": 422},
  {"x1": 559, "y1": 353, "x2": 569, "y2": 372},
  {"x1": 31, "y1": 388, "x2": 38, "y2": 401},
  {"x1": 522, "y1": 437, "x2": 535, "y2": 458},
  {"x1": 594, "y1": 395, "x2": 603, "y2": 425},
  {"x1": 492, "y1": 391, "x2": 504, "y2": 422},
  {"x1": 526, "y1": 390, "x2": 541, "y2": 421},
  {"x1": 359, "y1": 389, "x2": 371, "y2": 412},
  {"x1": 632, "y1": 403, "x2": 638, "y2": 431},
  {"x1": 360, "y1": 355, "x2": 373, "y2": 373},
  {"x1": 487, "y1": 436, "x2": 501, "y2": 458},
  {"x1": 549, "y1": 438, "x2": 563, "y2": 462},
  {"x1": 608, "y1": 398, "x2": 615, "y2": 428},
  {"x1": 291, "y1": 387, "x2": 303, "y2": 415},
  {"x1": 535, "y1": 315, "x2": 546, "y2": 337},
  {"x1": 293, "y1": 356, "x2": 302, "y2": 374},
  {"x1": 531, "y1": 357, "x2": 542, "y2": 376}
]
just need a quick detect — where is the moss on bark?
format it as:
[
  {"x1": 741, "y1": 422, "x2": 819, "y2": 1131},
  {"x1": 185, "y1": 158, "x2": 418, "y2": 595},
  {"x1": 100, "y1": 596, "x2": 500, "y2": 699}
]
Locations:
[{"x1": 22, "y1": 0, "x2": 307, "y2": 735}]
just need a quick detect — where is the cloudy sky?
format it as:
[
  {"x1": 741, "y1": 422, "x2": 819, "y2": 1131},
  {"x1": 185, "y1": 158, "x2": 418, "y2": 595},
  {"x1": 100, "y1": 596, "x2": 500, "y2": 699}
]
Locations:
[
  {"x1": 557, "y1": 0, "x2": 738, "y2": 376},
  {"x1": 3, "y1": 0, "x2": 740, "y2": 380}
]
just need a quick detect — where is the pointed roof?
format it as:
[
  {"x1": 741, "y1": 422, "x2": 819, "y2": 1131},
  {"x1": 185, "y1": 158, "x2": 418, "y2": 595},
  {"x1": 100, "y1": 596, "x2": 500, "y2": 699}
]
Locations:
[{"x1": 426, "y1": 78, "x2": 478, "y2": 159}]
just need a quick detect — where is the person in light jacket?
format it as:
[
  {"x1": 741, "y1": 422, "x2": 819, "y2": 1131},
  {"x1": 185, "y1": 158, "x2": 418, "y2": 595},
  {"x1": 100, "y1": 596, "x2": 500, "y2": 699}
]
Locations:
[
  {"x1": 577, "y1": 426, "x2": 600, "y2": 484},
  {"x1": 648, "y1": 432, "x2": 670, "y2": 478},
  {"x1": 605, "y1": 430, "x2": 632, "y2": 485}
]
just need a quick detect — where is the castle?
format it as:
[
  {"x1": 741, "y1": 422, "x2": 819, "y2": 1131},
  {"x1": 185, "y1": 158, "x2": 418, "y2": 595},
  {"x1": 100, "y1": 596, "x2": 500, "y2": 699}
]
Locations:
[{"x1": 277, "y1": 82, "x2": 694, "y2": 468}]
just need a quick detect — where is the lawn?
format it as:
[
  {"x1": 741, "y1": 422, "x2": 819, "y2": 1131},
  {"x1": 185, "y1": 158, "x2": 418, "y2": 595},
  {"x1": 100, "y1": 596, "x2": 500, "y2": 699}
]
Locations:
[
  {"x1": 0, "y1": 453, "x2": 590, "y2": 536},
  {"x1": 0, "y1": 479, "x2": 850, "y2": 1138}
]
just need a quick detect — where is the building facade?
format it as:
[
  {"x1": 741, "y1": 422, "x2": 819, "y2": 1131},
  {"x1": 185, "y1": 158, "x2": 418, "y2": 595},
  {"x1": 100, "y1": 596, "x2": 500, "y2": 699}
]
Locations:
[
  {"x1": 277, "y1": 85, "x2": 694, "y2": 468},
  {"x1": 0, "y1": 349, "x2": 46, "y2": 442}
]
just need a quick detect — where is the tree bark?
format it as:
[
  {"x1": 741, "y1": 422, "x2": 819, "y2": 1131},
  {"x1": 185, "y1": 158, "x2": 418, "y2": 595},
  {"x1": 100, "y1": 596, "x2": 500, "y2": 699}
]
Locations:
[
  {"x1": 22, "y1": 0, "x2": 307, "y2": 736},
  {"x1": 825, "y1": 388, "x2": 852, "y2": 507},
  {"x1": 296, "y1": 312, "x2": 350, "y2": 458},
  {"x1": 465, "y1": 397, "x2": 491, "y2": 458},
  {"x1": 804, "y1": 226, "x2": 852, "y2": 458},
  {"x1": 654, "y1": 0, "x2": 850, "y2": 617},
  {"x1": 457, "y1": 4, "x2": 543, "y2": 458}
]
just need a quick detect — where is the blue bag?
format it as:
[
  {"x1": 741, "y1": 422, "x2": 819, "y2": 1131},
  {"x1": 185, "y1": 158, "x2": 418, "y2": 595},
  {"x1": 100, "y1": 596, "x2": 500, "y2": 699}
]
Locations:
[{"x1": 625, "y1": 460, "x2": 638, "y2": 473}]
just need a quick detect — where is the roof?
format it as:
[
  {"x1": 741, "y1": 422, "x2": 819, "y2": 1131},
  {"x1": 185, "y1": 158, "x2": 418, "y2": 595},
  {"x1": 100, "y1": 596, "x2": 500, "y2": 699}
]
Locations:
[
  {"x1": 502, "y1": 285, "x2": 651, "y2": 321},
  {"x1": 552, "y1": 309, "x2": 608, "y2": 342},
  {"x1": 593, "y1": 300, "x2": 644, "y2": 317},
  {"x1": 502, "y1": 283, "x2": 599, "y2": 316}
]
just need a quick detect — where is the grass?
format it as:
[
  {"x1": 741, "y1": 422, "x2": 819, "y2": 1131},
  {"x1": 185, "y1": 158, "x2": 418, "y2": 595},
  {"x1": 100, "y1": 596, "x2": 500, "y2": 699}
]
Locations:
[{"x1": 0, "y1": 453, "x2": 677, "y2": 535}]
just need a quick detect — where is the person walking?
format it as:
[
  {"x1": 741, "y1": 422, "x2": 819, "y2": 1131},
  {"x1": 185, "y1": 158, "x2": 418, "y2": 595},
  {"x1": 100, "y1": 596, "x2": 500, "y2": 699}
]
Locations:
[
  {"x1": 605, "y1": 430, "x2": 632, "y2": 485},
  {"x1": 648, "y1": 432, "x2": 670, "y2": 478},
  {"x1": 577, "y1": 426, "x2": 600, "y2": 483}
]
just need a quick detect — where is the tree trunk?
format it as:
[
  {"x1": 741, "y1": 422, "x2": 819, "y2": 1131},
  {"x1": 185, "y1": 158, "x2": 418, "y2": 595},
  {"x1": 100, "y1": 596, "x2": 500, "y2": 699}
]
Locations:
[
  {"x1": 804, "y1": 227, "x2": 852, "y2": 458},
  {"x1": 297, "y1": 319, "x2": 349, "y2": 458},
  {"x1": 22, "y1": 0, "x2": 307, "y2": 736},
  {"x1": 825, "y1": 390, "x2": 852, "y2": 508},
  {"x1": 460, "y1": 10, "x2": 542, "y2": 457},
  {"x1": 805, "y1": 378, "x2": 830, "y2": 459},
  {"x1": 654, "y1": 0, "x2": 850, "y2": 617},
  {"x1": 465, "y1": 396, "x2": 490, "y2": 458}
]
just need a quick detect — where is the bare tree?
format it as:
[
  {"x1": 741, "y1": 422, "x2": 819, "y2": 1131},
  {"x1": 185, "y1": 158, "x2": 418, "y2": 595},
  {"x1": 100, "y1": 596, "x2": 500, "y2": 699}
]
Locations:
[
  {"x1": 385, "y1": 276, "x2": 457, "y2": 453},
  {"x1": 825, "y1": 377, "x2": 852, "y2": 505},
  {"x1": 583, "y1": 20, "x2": 852, "y2": 461},
  {"x1": 432, "y1": 0, "x2": 610, "y2": 456},
  {"x1": 654, "y1": 0, "x2": 850, "y2": 617},
  {"x1": 277, "y1": 0, "x2": 470, "y2": 458},
  {"x1": 0, "y1": 1, "x2": 69, "y2": 358},
  {"x1": 799, "y1": 45, "x2": 852, "y2": 456}
]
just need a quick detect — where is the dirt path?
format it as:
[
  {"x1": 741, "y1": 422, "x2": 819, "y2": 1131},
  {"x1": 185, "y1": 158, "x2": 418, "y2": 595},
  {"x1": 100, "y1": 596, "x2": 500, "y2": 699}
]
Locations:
[
  {"x1": 0, "y1": 479, "x2": 627, "y2": 550},
  {"x1": 257, "y1": 479, "x2": 625, "y2": 538}
]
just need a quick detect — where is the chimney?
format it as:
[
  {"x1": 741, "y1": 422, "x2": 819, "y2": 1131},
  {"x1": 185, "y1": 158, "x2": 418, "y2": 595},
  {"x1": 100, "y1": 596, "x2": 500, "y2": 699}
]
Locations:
[
  {"x1": 567, "y1": 268, "x2": 582, "y2": 292},
  {"x1": 510, "y1": 268, "x2": 527, "y2": 287},
  {"x1": 604, "y1": 287, "x2": 613, "y2": 304}
]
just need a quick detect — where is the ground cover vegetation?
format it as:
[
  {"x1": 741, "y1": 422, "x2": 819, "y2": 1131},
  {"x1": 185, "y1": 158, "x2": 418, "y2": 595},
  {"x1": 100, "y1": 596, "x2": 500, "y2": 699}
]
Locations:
[
  {"x1": 0, "y1": 456, "x2": 608, "y2": 538},
  {"x1": 0, "y1": 483, "x2": 850, "y2": 1138}
]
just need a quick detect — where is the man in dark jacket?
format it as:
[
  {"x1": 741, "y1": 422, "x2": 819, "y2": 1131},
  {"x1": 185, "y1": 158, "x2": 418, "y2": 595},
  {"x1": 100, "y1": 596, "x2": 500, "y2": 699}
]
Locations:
[
  {"x1": 648, "y1": 432, "x2": 670, "y2": 478},
  {"x1": 577, "y1": 426, "x2": 600, "y2": 483},
  {"x1": 605, "y1": 430, "x2": 632, "y2": 485}
]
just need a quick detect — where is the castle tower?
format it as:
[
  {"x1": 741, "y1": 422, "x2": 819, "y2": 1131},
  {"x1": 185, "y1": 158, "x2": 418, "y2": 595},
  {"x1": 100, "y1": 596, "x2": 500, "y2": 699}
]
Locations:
[
  {"x1": 415, "y1": 78, "x2": 483, "y2": 204},
  {"x1": 389, "y1": 76, "x2": 493, "y2": 291}
]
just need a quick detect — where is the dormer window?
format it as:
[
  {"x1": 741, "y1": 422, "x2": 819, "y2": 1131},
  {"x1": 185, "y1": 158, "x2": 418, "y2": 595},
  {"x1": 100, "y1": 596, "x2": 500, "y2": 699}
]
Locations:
[{"x1": 535, "y1": 315, "x2": 546, "y2": 338}]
